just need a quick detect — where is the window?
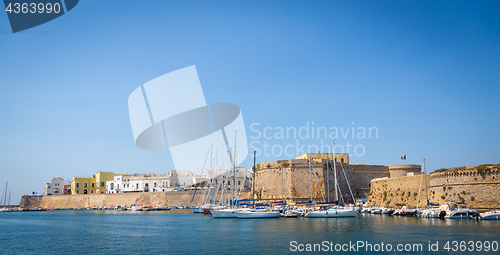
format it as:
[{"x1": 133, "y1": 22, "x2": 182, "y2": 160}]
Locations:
[
  {"x1": 228, "y1": 181, "x2": 230, "y2": 185},
  {"x1": 175, "y1": 181, "x2": 178, "y2": 186},
  {"x1": 101, "y1": 182, "x2": 104, "y2": 187},
  {"x1": 91, "y1": 190, "x2": 94, "y2": 193},
  {"x1": 92, "y1": 183, "x2": 94, "y2": 188},
  {"x1": 117, "y1": 184, "x2": 119, "y2": 189},
  {"x1": 84, "y1": 183, "x2": 87, "y2": 188},
  {"x1": 341, "y1": 158, "x2": 344, "y2": 163},
  {"x1": 110, "y1": 183, "x2": 114, "y2": 190},
  {"x1": 238, "y1": 181, "x2": 241, "y2": 185},
  {"x1": 76, "y1": 190, "x2": 79, "y2": 194},
  {"x1": 76, "y1": 183, "x2": 79, "y2": 188},
  {"x1": 136, "y1": 184, "x2": 139, "y2": 189},
  {"x1": 154, "y1": 183, "x2": 157, "y2": 187}
]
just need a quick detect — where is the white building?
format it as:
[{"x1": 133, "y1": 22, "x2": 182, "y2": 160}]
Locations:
[
  {"x1": 106, "y1": 175, "x2": 145, "y2": 194},
  {"x1": 45, "y1": 177, "x2": 66, "y2": 195},
  {"x1": 104, "y1": 169, "x2": 250, "y2": 194}
]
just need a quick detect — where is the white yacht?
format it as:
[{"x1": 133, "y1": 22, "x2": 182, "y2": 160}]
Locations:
[
  {"x1": 439, "y1": 202, "x2": 477, "y2": 219},
  {"x1": 131, "y1": 205, "x2": 142, "y2": 211},
  {"x1": 479, "y1": 210, "x2": 500, "y2": 220}
]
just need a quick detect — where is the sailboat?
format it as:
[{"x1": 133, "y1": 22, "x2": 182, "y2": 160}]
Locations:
[
  {"x1": 304, "y1": 141, "x2": 358, "y2": 218},
  {"x1": 190, "y1": 145, "x2": 212, "y2": 213},
  {"x1": 211, "y1": 132, "x2": 240, "y2": 218},
  {"x1": 417, "y1": 159, "x2": 440, "y2": 218},
  {"x1": 235, "y1": 151, "x2": 281, "y2": 219},
  {"x1": 0, "y1": 181, "x2": 12, "y2": 212}
]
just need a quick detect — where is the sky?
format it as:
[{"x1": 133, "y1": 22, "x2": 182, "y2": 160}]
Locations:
[{"x1": 0, "y1": 0, "x2": 499, "y2": 203}]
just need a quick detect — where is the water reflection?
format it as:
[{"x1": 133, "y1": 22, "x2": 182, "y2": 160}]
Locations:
[{"x1": 0, "y1": 211, "x2": 498, "y2": 254}]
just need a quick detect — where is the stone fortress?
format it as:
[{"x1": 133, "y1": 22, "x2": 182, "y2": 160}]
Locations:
[
  {"x1": 368, "y1": 164, "x2": 500, "y2": 210},
  {"x1": 253, "y1": 152, "x2": 421, "y2": 204}
]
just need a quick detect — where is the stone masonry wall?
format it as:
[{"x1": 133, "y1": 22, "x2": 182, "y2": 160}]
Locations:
[
  {"x1": 20, "y1": 191, "x2": 204, "y2": 208},
  {"x1": 369, "y1": 164, "x2": 500, "y2": 209},
  {"x1": 368, "y1": 175, "x2": 429, "y2": 208},
  {"x1": 255, "y1": 159, "x2": 360, "y2": 204}
]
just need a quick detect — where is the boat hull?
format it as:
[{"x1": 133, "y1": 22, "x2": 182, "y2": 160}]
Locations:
[
  {"x1": 480, "y1": 212, "x2": 500, "y2": 220},
  {"x1": 190, "y1": 207, "x2": 203, "y2": 213},
  {"x1": 236, "y1": 211, "x2": 280, "y2": 219},
  {"x1": 305, "y1": 209, "x2": 358, "y2": 218},
  {"x1": 445, "y1": 211, "x2": 475, "y2": 219},
  {"x1": 211, "y1": 209, "x2": 238, "y2": 218}
]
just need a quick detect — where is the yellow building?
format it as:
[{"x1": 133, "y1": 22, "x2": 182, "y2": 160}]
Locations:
[
  {"x1": 296, "y1": 152, "x2": 349, "y2": 164},
  {"x1": 95, "y1": 172, "x2": 121, "y2": 194},
  {"x1": 71, "y1": 177, "x2": 96, "y2": 195}
]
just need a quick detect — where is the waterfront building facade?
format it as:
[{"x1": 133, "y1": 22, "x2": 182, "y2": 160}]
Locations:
[
  {"x1": 71, "y1": 177, "x2": 97, "y2": 195},
  {"x1": 45, "y1": 177, "x2": 65, "y2": 195},
  {"x1": 95, "y1": 172, "x2": 121, "y2": 194}
]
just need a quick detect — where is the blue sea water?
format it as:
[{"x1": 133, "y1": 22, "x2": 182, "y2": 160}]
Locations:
[{"x1": 0, "y1": 210, "x2": 498, "y2": 254}]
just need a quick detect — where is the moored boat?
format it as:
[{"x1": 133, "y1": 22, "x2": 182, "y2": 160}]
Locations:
[
  {"x1": 479, "y1": 210, "x2": 500, "y2": 220},
  {"x1": 236, "y1": 209, "x2": 280, "y2": 219},
  {"x1": 210, "y1": 208, "x2": 238, "y2": 218},
  {"x1": 438, "y1": 202, "x2": 478, "y2": 219},
  {"x1": 305, "y1": 208, "x2": 358, "y2": 218}
]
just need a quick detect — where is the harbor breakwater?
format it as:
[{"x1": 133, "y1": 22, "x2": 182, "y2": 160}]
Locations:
[
  {"x1": 20, "y1": 191, "x2": 206, "y2": 209},
  {"x1": 368, "y1": 164, "x2": 500, "y2": 210}
]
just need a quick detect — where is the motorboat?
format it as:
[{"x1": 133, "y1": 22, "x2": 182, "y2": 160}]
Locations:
[
  {"x1": 438, "y1": 202, "x2": 478, "y2": 219},
  {"x1": 131, "y1": 205, "x2": 142, "y2": 211},
  {"x1": 479, "y1": 210, "x2": 500, "y2": 220}
]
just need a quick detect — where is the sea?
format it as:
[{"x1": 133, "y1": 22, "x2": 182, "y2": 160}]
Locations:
[{"x1": 0, "y1": 210, "x2": 498, "y2": 254}]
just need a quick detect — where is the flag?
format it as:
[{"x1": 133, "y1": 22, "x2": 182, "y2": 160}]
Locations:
[{"x1": 401, "y1": 155, "x2": 406, "y2": 160}]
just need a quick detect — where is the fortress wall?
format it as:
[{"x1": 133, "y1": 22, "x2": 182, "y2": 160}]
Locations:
[
  {"x1": 368, "y1": 165, "x2": 500, "y2": 209},
  {"x1": 255, "y1": 159, "x2": 357, "y2": 203},
  {"x1": 351, "y1": 165, "x2": 390, "y2": 199},
  {"x1": 20, "y1": 191, "x2": 205, "y2": 208},
  {"x1": 429, "y1": 168, "x2": 500, "y2": 208},
  {"x1": 368, "y1": 175, "x2": 429, "y2": 208}
]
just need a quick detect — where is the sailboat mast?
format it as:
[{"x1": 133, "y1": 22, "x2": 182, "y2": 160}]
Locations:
[
  {"x1": 332, "y1": 141, "x2": 338, "y2": 202},
  {"x1": 281, "y1": 165, "x2": 284, "y2": 202},
  {"x1": 326, "y1": 153, "x2": 330, "y2": 202},
  {"x1": 253, "y1": 151, "x2": 256, "y2": 209},
  {"x1": 309, "y1": 157, "x2": 313, "y2": 203},
  {"x1": 424, "y1": 159, "x2": 428, "y2": 209},
  {"x1": 4, "y1": 181, "x2": 7, "y2": 206},
  {"x1": 232, "y1": 131, "x2": 237, "y2": 209}
]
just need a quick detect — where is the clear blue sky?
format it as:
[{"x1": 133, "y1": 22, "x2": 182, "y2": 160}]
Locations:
[{"x1": 1, "y1": 0, "x2": 499, "y2": 203}]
